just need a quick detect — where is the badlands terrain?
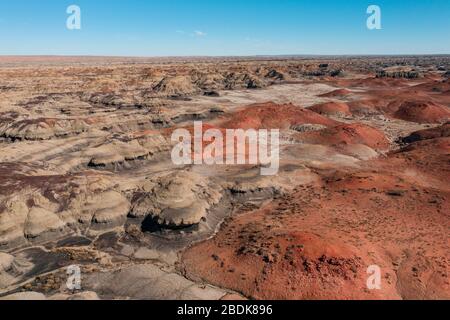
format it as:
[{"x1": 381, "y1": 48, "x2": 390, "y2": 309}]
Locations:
[{"x1": 0, "y1": 55, "x2": 449, "y2": 300}]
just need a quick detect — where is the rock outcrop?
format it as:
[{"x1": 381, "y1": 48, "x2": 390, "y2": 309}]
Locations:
[
  {"x1": 130, "y1": 171, "x2": 222, "y2": 228},
  {"x1": 0, "y1": 164, "x2": 130, "y2": 250}
]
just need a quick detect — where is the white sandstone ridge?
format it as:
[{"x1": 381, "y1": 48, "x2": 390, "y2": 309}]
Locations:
[
  {"x1": 83, "y1": 134, "x2": 169, "y2": 168},
  {"x1": 130, "y1": 170, "x2": 222, "y2": 228},
  {"x1": 0, "y1": 163, "x2": 130, "y2": 250},
  {"x1": 87, "y1": 140, "x2": 149, "y2": 167},
  {"x1": 0, "y1": 132, "x2": 168, "y2": 173},
  {"x1": 0, "y1": 117, "x2": 92, "y2": 140}
]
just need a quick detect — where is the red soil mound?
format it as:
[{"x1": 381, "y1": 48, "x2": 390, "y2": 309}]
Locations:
[
  {"x1": 297, "y1": 123, "x2": 390, "y2": 150},
  {"x1": 369, "y1": 89, "x2": 430, "y2": 102},
  {"x1": 359, "y1": 78, "x2": 450, "y2": 113},
  {"x1": 386, "y1": 137, "x2": 450, "y2": 188},
  {"x1": 356, "y1": 77, "x2": 409, "y2": 88},
  {"x1": 182, "y1": 137, "x2": 450, "y2": 300},
  {"x1": 222, "y1": 102, "x2": 337, "y2": 130},
  {"x1": 165, "y1": 102, "x2": 338, "y2": 163},
  {"x1": 319, "y1": 88, "x2": 352, "y2": 98},
  {"x1": 393, "y1": 101, "x2": 450, "y2": 124},
  {"x1": 309, "y1": 102, "x2": 351, "y2": 116},
  {"x1": 183, "y1": 225, "x2": 388, "y2": 300}
]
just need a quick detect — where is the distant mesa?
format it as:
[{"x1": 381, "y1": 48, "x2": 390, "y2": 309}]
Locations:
[{"x1": 297, "y1": 123, "x2": 390, "y2": 150}]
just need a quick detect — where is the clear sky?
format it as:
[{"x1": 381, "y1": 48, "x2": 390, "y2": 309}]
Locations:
[{"x1": 0, "y1": 0, "x2": 449, "y2": 56}]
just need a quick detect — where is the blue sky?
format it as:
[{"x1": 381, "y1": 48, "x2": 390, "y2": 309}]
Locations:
[{"x1": 0, "y1": 0, "x2": 449, "y2": 56}]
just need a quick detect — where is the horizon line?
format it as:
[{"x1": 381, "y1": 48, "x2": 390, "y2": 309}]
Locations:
[{"x1": 1, "y1": 53, "x2": 450, "y2": 59}]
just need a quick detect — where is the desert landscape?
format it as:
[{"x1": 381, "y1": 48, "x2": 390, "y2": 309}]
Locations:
[{"x1": 0, "y1": 55, "x2": 448, "y2": 300}]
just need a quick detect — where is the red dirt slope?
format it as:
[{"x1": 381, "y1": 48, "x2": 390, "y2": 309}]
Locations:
[
  {"x1": 393, "y1": 101, "x2": 450, "y2": 124},
  {"x1": 221, "y1": 102, "x2": 337, "y2": 129},
  {"x1": 182, "y1": 136, "x2": 450, "y2": 300},
  {"x1": 296, "y1": 123, "x2": 390, "y2": 150}
]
